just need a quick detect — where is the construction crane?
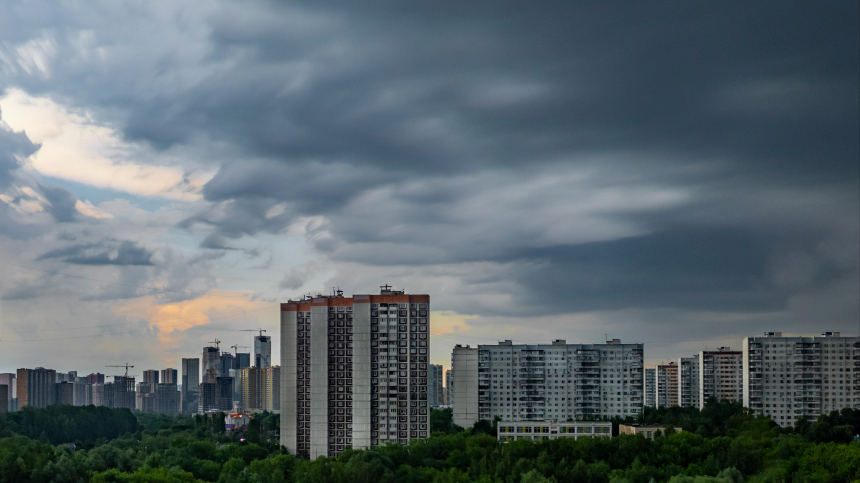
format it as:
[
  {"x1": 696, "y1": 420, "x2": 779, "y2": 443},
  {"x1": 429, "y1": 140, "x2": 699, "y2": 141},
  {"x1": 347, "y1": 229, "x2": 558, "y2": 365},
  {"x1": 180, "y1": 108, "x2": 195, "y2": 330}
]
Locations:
[
  {"x1": 208, "y1": 338, "x2": 221, "y2": 350},
  {"x1": 240, "y1": 328, "x2": 267, "y2": 338},
  {"x1": 106, "y1": 363, "x2": 134, "y2": 377},
  {"x1": 231, "y1": 344, "x2": 250, "y2": 356}
]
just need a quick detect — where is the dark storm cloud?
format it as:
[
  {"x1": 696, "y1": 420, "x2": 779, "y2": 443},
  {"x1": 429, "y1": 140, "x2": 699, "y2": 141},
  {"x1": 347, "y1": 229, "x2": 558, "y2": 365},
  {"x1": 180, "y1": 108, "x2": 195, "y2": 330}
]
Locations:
[
  {"x1": 37, "y1": 240, "x2": 154, "y2": 266},
  {"x1": 39, "y1": 184, "x2": 79, "y2": 222},
  {"x1": 1, "y1": 1, "x2": 857, "y2": 322}
]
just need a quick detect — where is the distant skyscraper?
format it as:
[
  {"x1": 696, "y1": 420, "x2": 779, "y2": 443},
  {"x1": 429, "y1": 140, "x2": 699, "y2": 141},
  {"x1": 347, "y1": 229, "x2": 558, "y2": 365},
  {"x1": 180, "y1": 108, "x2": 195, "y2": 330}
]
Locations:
[
  {"x1": 699, "y1": 347, "x2": 742, "y2": 408},
  {"x1": 239, "y1": 367, "x2": 265, "y2": 410},
  {"x1": 181, "y1": 358, "x2": 200, "y2": 414},
  {"x1": 678, "y1": 356, "x2": 700, "y2": 409},
  {"x1": 0, "y1": 385, "x2": 7, "y2": 416},
  {"x1": 220, "y1": 353, "x2": 236, "y2": 376},
  {"x1": 0, "y1": 373, "x2": 15, "y2": 400},
  {"x1": 254, "y1": 335, "x2": 272, "y2": 369},
  {"x1": 236, "y1": 353, "x2": 251, "y2": 370},
  {"x1": 87, "y1": 373, "x2": 105, "y2": 385},
  {"x1": 657, "y1": 363, "x2": 679, "y2": 408},
  {"x1": 155, "y1": 383, "x2": 180, "y2": 414},
  {"x1": 143, "y1": 370, "x2": 159, "y2": 388},
  {"x1": 281, "y1": 286, "x2": 431, "y2": 459},
  {"x1": 644, "y1": 368, "x2": 656, "y2": 408},
  {"x1": 202, "y1": 347, "x2": 220, "y2": 383},
  {"x1": 161, "y1": 368, "x2": 178, "y2": 385},
  {"x1": 108, "y1": 376, "x2": 136, "y2": 410},
  {"x1": 17, "y1": 367, "x2": 57, "y2": 408},
  {"x1": 55, "y1": 382, "x2": 75, "y2": 405}
]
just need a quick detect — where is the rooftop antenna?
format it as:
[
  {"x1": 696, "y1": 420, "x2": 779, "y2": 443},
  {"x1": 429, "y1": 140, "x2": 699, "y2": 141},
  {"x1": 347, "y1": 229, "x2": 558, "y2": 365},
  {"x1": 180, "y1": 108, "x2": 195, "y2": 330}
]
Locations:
[{"x1": 106, "y1": 363, "x2": 135, "y2": 377}]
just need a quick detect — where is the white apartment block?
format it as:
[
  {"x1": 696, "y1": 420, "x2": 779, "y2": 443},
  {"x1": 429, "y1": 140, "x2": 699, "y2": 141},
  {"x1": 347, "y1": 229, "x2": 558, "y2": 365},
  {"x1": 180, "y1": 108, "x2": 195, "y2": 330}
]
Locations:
[
  {"x1": 699, "y1": 347, "x2": 742, "y2": 408},
  {"x1": 281, "y1": 286, "x2": 430, "y2": 460},
  {"x1": 743, "y1": 332, "x2": 859, "y2": 427},
  {"x1": 452, "y1": 339, "x2": 643, "y2": 428},
  {"x1": 497, "y1": 420, "x2": 612, "y2": 442},
  {"x1": 678, "y1": 356, "x2": 700, "y2": 409},
  {"x1": 644, "y1": 368, "x2": 656, "y2": 407}
]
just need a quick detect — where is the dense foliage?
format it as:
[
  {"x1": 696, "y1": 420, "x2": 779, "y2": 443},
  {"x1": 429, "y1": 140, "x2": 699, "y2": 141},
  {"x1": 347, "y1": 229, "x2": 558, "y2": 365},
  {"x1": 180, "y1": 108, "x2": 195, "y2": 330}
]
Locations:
[{"x1": 0, "y1": 402, "x2": 858, "y2": 483}]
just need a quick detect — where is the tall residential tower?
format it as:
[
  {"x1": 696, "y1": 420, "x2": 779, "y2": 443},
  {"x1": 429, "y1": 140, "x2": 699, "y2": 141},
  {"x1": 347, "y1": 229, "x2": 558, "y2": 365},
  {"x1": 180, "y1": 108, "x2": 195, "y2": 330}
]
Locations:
[{"x1": 281, "y1": 286, "x2": 430, "y2": 460}]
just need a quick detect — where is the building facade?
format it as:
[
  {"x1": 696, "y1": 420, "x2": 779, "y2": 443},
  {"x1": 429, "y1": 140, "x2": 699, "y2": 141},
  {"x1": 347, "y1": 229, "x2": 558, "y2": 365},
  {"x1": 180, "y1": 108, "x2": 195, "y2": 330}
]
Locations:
[
  {"x1": 240, "y1": 367, "x2": 265, "y2": 410},
  {"x1": 265, "y1": 366, "x2": 280, "y2": 411},
  {"x1": 202, "y1": 347, "x2": 220, "y2": 383},
  {"x1": 280, "y1": 286, "x2": 430, "y2": 459},
  {"x1": 181, "y1": 358, "x2": 200, "y2": 414},
  {"x1": 255, "y1": 335, "x2": 272, "y2": 369},
  {"x1": 678, "y1": 356, "x2": 700, "y2": 409},
  {"x1": 699, "y1": 347, "x2": 743, "y2": 408},
  {"x1": 644, "y1": 368, "x2": 656, "y2": 408},
  {"x1": 452, "y1": 339, "x2": 644, "y2": 429},
  {"x1": 743, "y1": 332, "x2": 859, "y2": 427},
  {"x1": 161, "y1": 368, "x2": 178, "y2": 385},
  {"x1": 0, "y1": 385, "x2": 7, "y2": 416},
  {"x1": 497, "y1": 420, "x2": 612, "y2": 442},
  {"x1": 16, "y1": 367, "x2": 57, "y2": 408},
  {"x1": 428, "y1": 364, "x2": 444, "y2": 407},
  {"x1": 445, "y1": 369, "x2": 452, "y2": 405},
  {"x1": 657, "y1": 363, "x2": 679, "y2": 408}
]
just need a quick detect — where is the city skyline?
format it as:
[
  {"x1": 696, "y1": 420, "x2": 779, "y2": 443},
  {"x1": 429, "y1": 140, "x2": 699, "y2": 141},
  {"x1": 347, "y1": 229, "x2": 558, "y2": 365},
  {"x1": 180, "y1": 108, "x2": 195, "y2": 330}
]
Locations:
[{"x1": 0, "y1": 2, "x2": 858, "y2": 376}]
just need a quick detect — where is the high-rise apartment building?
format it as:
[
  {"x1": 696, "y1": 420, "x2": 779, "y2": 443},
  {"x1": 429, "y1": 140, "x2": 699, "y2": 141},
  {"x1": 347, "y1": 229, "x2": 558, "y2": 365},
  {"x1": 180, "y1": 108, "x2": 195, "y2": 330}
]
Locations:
[
  {"x1": 87, "y1": 373, "x2": 105, "y2": 385},
  {"x1": 678, "y1": 356, "x2": 700, "y2": 408},
  {"x1": 699, "y1": 347, "x2": 742, "y2": 408},
  {"x1": 445, "y1": 369, "x2": 452, "y2": 405},
  {"x1": 428, "y1": 364, "x2": 444, "y2": 407},
  {"x1": 0, "y1": 385, "x2": 7, "y2": 416},
  {"x1": 156, "y1": 383, "x2": 180, "y2": 414},
  {"x1": 143, "y1": 370, "x2": 159, "y2": 387},
  {"x1": 161, "y1": 368, "x2": 178, "y2": 385},
  {"x1": 743, "y1": 332, "x2": 859, "y2": 427},
  {"x1": 644, "y1": 368, "x2": 656, "y2": 407},
  {"x1": 181, "y1": 358, "x2": 200, "y2": 413},
  {"x1": 239, "y1": 367, "x2": 265, "y2": 410},
  {"x1": 255, "y1": 335, "x2": 272, "y2": 369},
  {"x1": 17, "y1": 367, "x2": 57, "y2": 408},
  {"x1": 266, "y1": 366, "x2": 280, "y2": 411},
  {"x1": 108, "y1": 376, "x2": 136, "y2": 410},
  {"x1": 451, "y1": 345, "x2": 478, "y2": 428},
  {"x1": 656, "y1": 363, "x2": 678, "y2": 408},
  {"x1": 281, "y1": 286, "x2": 431, "y2": 459},
  {"x1": 0, "y1": 374, "x2": 15, "y2": 400},
  {"x1": 197, "y1": 377, "x2": 233, "y2": 414},
  {"x1": 202, "y1": 347, "x2": 220, "y2": 383},
  {"x1": 56, "y1": 382, "x2": 75, "y2": 405},
  {"x1": 452, "y1": 339, "x2": 644, "y2": 429}
]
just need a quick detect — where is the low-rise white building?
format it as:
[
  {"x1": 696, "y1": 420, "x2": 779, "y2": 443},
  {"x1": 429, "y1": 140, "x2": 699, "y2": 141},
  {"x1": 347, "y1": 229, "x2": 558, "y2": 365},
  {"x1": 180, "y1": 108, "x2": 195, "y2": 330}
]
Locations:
[{"x1": 497, "y1": 420, "x2": 612, "y2": 442}]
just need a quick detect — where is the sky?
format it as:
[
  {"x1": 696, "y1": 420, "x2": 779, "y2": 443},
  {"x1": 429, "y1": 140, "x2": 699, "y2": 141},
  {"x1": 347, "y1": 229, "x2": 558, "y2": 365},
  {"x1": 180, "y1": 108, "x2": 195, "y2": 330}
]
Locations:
[{"x1": 0, "y1": 1, "x2": 857, "y2": 378}]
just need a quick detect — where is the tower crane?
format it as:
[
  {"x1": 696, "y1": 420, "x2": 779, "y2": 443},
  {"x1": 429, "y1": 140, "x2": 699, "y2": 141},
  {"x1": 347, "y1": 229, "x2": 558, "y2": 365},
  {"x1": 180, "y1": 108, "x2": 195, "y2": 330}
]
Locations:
[
  {"x1": 106, "y1": 363, "x2": 134, "y2": 377},
  {"x1": 240, "y1": 328, "x2": 267, "y2": 338},
  {"x1": 208, "y1": 338, "x2": 221, "y2": 350},
  {"x1": 231, "y1": 344, "x2": 250, "y2": 356}
]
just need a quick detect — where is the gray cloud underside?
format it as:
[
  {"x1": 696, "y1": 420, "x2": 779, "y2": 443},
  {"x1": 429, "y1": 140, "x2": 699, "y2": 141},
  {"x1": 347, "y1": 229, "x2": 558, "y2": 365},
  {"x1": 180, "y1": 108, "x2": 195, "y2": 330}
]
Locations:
[
  {"x1": 37, "y1": 240, "x2": 155, "y2": 266},
  {"x1": 2, "y1": 1, "x2": 858, "y2": 320}
]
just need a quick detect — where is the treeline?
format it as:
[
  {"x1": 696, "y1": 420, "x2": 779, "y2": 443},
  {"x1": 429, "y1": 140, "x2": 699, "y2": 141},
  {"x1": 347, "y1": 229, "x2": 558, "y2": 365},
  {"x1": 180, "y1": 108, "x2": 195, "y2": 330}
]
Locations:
[
  {"x1": 0, "y1": 402, "x2": 858, "y2": 482},
  {"x1": 0, "y1": 405, "x2": 140, "y2": 446}
]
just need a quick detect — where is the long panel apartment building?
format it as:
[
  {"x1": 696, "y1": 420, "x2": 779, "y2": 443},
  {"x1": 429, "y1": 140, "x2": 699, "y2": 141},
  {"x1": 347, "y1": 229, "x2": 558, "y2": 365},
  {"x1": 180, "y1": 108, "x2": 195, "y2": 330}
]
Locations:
[
  {"x1": 281, "y1": 286, "x2": 430, "y2": 460},
  {"x1": 743, "y1": 331, "x2": 859, "y2": 427},
  {"x1": 451, "y1": 339, "x2": 643, "y2": 428}
]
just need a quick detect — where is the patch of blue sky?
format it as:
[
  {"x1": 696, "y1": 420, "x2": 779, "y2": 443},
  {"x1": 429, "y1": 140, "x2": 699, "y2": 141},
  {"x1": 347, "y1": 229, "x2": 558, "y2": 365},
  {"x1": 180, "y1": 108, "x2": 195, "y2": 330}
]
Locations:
[{"x1": 38, "y1": 175, "x2": 169, "y2": 212}]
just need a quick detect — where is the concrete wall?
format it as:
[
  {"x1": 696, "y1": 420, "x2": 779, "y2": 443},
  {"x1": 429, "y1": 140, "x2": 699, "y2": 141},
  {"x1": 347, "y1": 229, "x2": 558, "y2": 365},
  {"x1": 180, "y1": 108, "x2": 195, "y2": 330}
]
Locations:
[
  {"x1": 452, "y1": 346, "x2": 479, "y2": 429},
  {"x1": 352, "y1": 303, "x2": 372, "y2": 450},
  {"x1": 280, "y1": 309, "x2": 297, "y2": 453},
  {"x1": 309, "y1": 305, "x2": 329, "y2": 460}
]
